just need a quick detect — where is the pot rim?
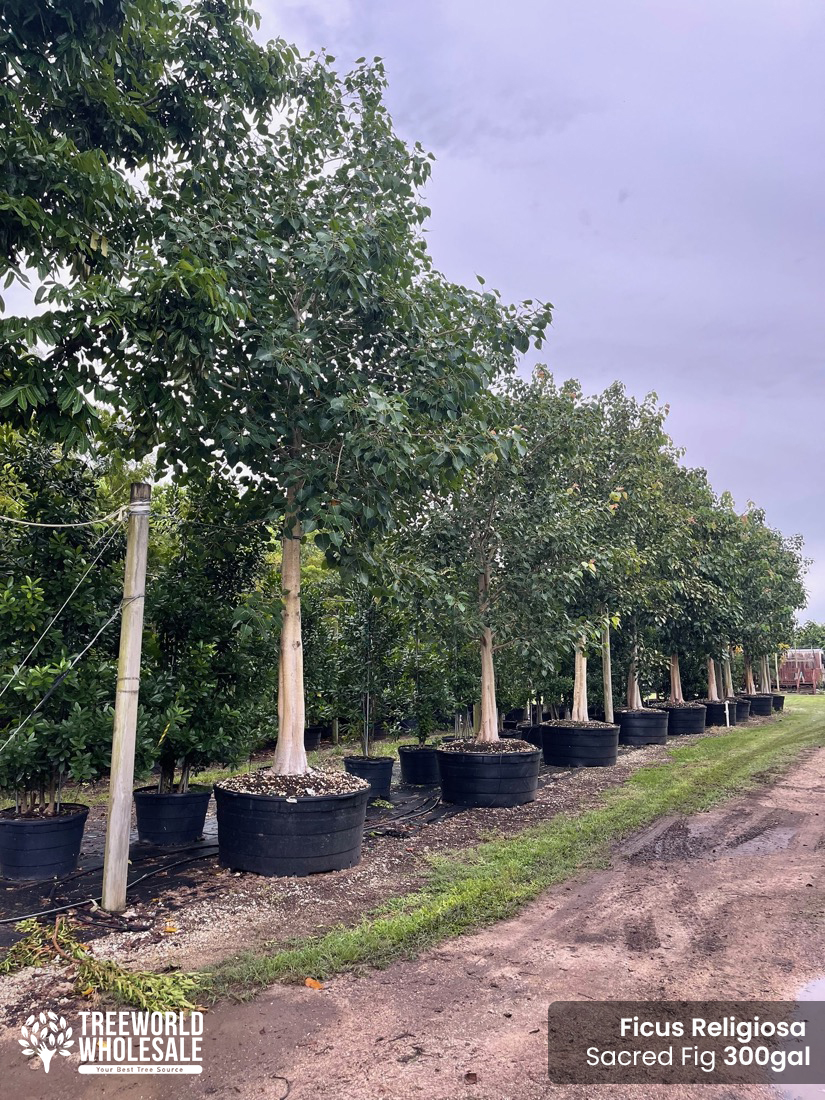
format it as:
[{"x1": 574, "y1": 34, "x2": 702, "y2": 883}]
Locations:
[
  {"x1": 343, "y1": 755, "x2": 395, "y2": 764},
  {"x1": 435, "y1": 745, "x2": 541, "y2": 759},
  {"x1": 134, "y1": 784, "x2": 212, "y2": 798},
  {"x1": 0, "y1": 802, "x2": 89, "y2": 823},
  {"x1": 214, "y1": 783, "x2": 368, "y2": 805}
]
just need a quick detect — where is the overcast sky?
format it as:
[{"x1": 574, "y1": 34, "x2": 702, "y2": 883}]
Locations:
[{"x1": 258, "y1": 0, "x2": 825, "y2": 619}]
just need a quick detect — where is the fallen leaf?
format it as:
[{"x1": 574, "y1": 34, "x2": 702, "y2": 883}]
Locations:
[
  {"x1": 304, "y1": 978, "x2": 324, "y2": 990},
  {"x1": 163, "y1": 924, "x2": 178, "y2": 934}
]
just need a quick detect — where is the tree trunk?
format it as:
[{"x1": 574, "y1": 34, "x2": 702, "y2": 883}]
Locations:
[
  {"x1": 706, "y1": 657, "x2": 720, "y2": 701},
  {"x1": 331, "y1": 717, "x2": 339, "y2": 746},
  {"x1": 774, "y1": 654, "x2": 781, "y2": 693},
  {"x1": 478, "y1": 626, "x2": 498, "y2": 742},
  {"x1": 472, "y1": 702, "x2": 481, "y2": 736},
  {"x1": 476, "y1": 562, "x2": 498, "y2": 743},
  {"x1": 571, "y1": 642, "x2": 589, "y2": 722},
  {"x1": 760, "y1": 656, "x2": 772, "y2": 694},
  {"x1": 669, "y1": 653, "x2": 684, "y2": 703},
  {"x1": 272, "y1": 509, "x2": 307, "y2": 775},
  {"x1": 601, "y1": 620, "x2": 614, "y2": 724},
  {"x1": 180, "y1": 761, "x2": 191, "y2": 794},
  {"x1": 744, "y1": 655, "x2": 756, "y2": 696},
  {"x1": 723, "y1": 653, "x2": 735, "y2": 698}
]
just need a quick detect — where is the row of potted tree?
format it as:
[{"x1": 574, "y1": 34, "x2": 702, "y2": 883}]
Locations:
[{"x1": 0, "y1": 0, "x2": 808, "y2": 882}]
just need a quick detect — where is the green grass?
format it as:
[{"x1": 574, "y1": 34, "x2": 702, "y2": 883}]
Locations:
[{"x1": 205, "y1": 696, "x2": 825, "y2": 1001}]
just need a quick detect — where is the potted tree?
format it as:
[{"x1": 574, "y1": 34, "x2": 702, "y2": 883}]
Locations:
[
  {"x1": 0, "y1": 429, "x2": 122, "y2": 879},
  {"x1": 151, "y1": 58, "x2": 552, "y2": 874},
  {"x1": 541, "y1": 635, "x2": 621, "y2": 766},
  {"x1": 396, "y1": 617, "x2": 451, "y2": 786},
  {"x1": 414, "y1": 375, "x2": 598, "y2": 807},
  {"x1": 343, "y1": 596, "x2": 396, "y2": 799}
]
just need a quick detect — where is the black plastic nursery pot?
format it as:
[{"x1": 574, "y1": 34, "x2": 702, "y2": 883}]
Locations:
[
  {"x1": 743, "y1": 693, "x2": 774, "y2": 717},
  {"x1": 0, "y1": 803, "x2": 88, "y2": 881},
  {"x1": 133, "y1": 785, "x2": 211, "y2": 847},
  {"x1": 665, "y1": 704, "x2": 707, "y2": 735},
  {"x1": 520, "y1": 724, "x2": 545, "y2": 749},
  {"x1": 343, "y1": 755, "x2": 394, "y2": 798},
  {"x1": 617, "y1": 709, "x2": 669, "y2": 745},
  {"x1": 772, "y1": 694, "x2": 786, "y2": 712},
  {"x1": 437, "y1": 745, "x2": 541, "y2": 807},
  {"x1": 735, "y1": 698, "x2": 752, "y2": 722},
  {"x1": 303, "y1": 725, "x2": 324, "y2": 751},
  {"x1": 704, "y1": 700, "x2": 738, "y2": 728},
  {"x1": 398, "y1": 745, "x2": 441, "y2": 785},
  {"x1": 214, "y1": 785, "x2": 369, "y2": 877},
  {"x1": 541, "y1": 722, "x2": 620, "y2": 767}
]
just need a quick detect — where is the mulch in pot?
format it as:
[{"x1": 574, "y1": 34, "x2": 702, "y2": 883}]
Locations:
[
  {"x1": 439, "y1": 738, "x2": 536, "y2": 753},
  {"x1": 540, "y1": 719, "x2": 619, "y2": 730},
  {"x1": 217, "y1": 768, "x2": 368, "y2": 798}
]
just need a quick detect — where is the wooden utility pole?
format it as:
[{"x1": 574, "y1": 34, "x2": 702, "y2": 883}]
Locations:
[{"x1": 102, "y1": 483, "x2": 151, "y2": 913}]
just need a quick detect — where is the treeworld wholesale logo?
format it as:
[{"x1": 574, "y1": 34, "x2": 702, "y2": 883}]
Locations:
[
  {"x1": 18, "y1": 1012, "x2": 74, "y2": 1073},
  {"x1": 18, "y1": 1008, "x2": 204, "y2": 1075}
]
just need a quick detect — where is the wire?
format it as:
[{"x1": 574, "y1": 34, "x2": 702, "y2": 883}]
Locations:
[
  {"x1": 0, "y1": 595, "x2": 138, "y2": 759},
  {"x1": 0, "y1": 521, "x2": 124, "y2": 705},
  {"x1": 0, "y1": 504, "x2": 126, "y2": 529}
]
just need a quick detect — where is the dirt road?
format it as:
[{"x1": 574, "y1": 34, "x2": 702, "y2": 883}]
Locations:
[{"x1": 5, "y1": 746, "x2": 825, "y2": 1100}]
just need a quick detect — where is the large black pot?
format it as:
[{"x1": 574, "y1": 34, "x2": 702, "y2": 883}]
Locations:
[
  {"x1": 772, "y1": 694, "x2": 785, "y2": 712},
  {"x1": 617, "y1": 709, "x2": 668, "y2": 745},
  {"x1": 343, "y1": 756, "x2": 394, "y2": 798},
  {"x1": 398, "y1": 745, "x2": 440, "y2": 785},
  {"x1": 437, "y1": 746, "x2": 541, "y2": 807},
  {"x1": 735, "y1": 698, "x2": 752, "y2": 722},
  {"x1": 541, "y1": 723, "x2": 620, "y2": 767},
  {"x1": 504, "y1": 708, "x2": 526, "y2": 723},
  {"x1": 519, "y1": 724, "x2": 545, "y2": 749},
  {"x1": 214, "y1": 785, "x2": 369, "y2": 877},
  {"x1": 134, "y1": 786, "x2": 211, "y2": 846},
  {"x1": 704, "y1": 701, "x2": 737, "y2": 728},
  {"x1": 0, "y1": 803, "x2": 88, "y2": 881},
  {"x1": 743, "y1": 694, "x2": 774, "y2": 717},
  {"x1": 665, "y1": 705, "x2": 707, "y2": 735},
  {"x1": 304, "y1": 725, "x2": 325, "y2": 751}
]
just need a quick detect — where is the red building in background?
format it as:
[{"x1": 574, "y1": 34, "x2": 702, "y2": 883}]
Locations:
[{"x1": 778, "y1": 649, "x2": 824, "y2": 693}]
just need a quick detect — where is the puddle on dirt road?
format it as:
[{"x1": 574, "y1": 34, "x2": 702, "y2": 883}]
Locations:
[{"x1": 777, "y1": 978, "x2": 825, "y2": 1100}]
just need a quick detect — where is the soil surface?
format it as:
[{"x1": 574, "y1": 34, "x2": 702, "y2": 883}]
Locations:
[{"x1": 3, "y1": 736, "x2": 825, "y2": 1099}]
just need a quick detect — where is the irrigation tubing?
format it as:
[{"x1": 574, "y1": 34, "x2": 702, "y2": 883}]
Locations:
[{"x1": 0, "y1": 848, "x2": 219, "y2": 926}]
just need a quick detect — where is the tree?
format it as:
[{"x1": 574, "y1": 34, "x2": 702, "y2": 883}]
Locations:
[
  {"x1": 732, "y1": 507, "x2": 807, "y2": 693},
  {"x1": 5, "y1": 27, "x2": 551, "y2": 779},
  {"x1": 410, "y1": 373, "x2": 606, "y2": 743},
  {"x1": 795, "y1": 621, "x2": 825, "y2": 649},
  {"x1": 139, "y1": 480, "x2": 277, "y2": 791},
  {"x1": 0, "y1": 427, "x2": 124, "y2": 810}
]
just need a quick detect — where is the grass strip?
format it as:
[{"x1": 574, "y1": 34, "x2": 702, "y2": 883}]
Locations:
[{"x1": 205, "y1": 698, "x2": 825, "y2": 1001}]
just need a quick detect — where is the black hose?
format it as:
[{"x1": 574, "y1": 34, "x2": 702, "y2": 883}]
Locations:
[{"x1": 0, "y1": 848, "x2": 218, "y2": 925}]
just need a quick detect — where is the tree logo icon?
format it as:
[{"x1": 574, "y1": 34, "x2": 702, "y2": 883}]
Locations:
[{"x1": 18, "y1": 1010, "x2": 74, "y2": 1072}]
